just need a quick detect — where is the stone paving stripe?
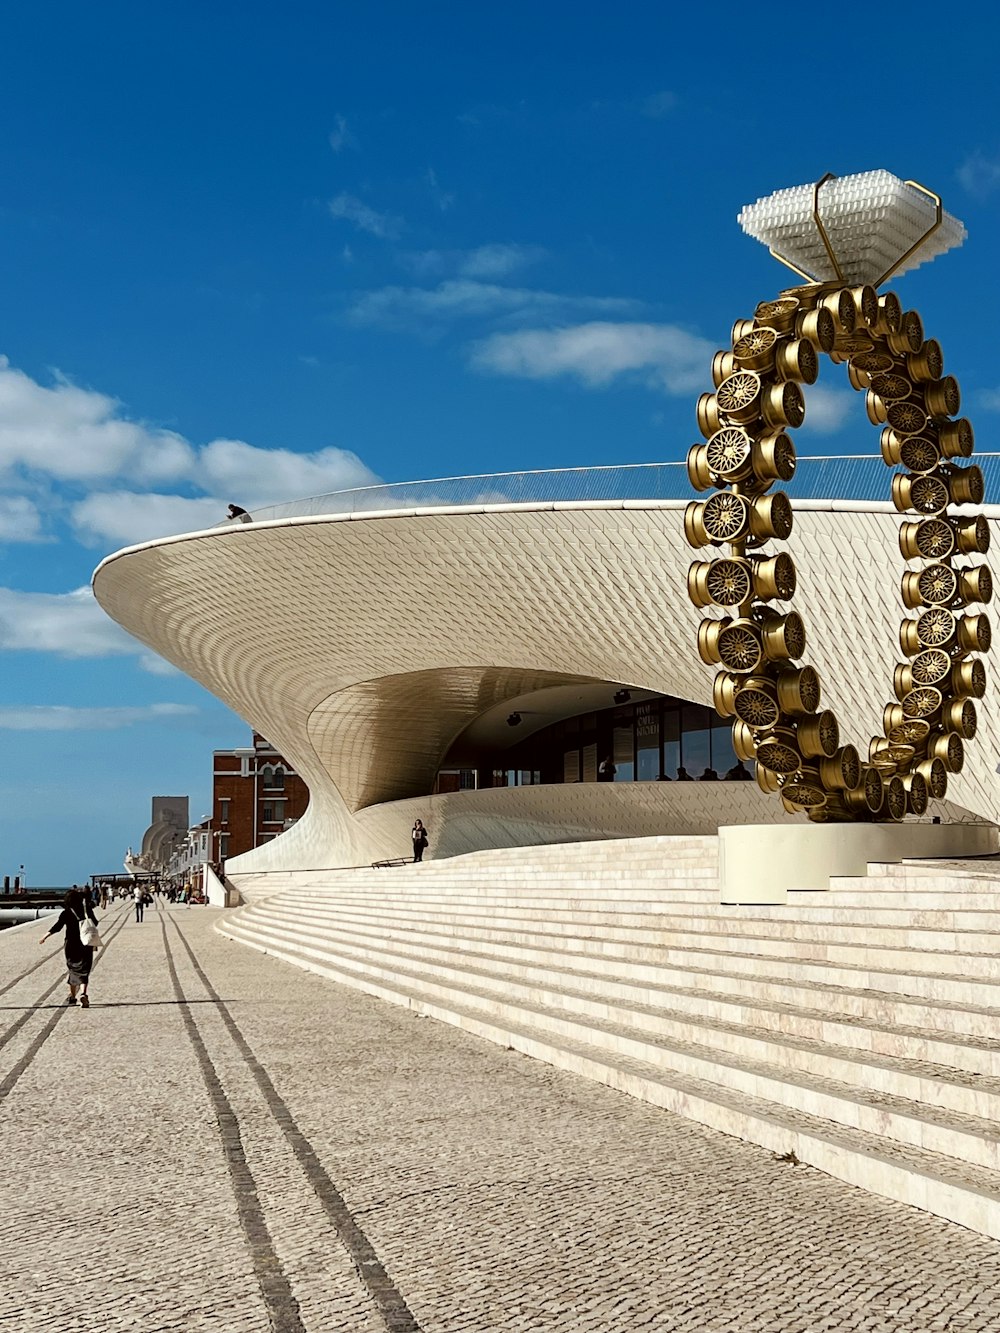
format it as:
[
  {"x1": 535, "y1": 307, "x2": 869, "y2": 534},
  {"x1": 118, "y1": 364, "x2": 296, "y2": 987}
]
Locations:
[
  {"x1": 158, "y1": 912, "x2": 307, "y2": 1333},
  {"x1": 0, "y1": 907, "x2": 131, "y2": 1098},
  {"x1": 0, "y1": 902, "x2": 130, "y2": 1003},
  {"x1": 0, "y1": 944, "x2": 63, "y2": 998},
  {"x1": 167, "y1": 913, "x2": 423, "y2": 1333}
]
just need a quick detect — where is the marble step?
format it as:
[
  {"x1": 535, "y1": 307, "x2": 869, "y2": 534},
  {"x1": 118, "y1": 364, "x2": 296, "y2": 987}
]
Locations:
[
  {"x1": 793, "y1": 889, "x2": 1000, "y2": 911},
  {"x1": 219, "y1": 915, "x2": 1000, "y2": 1237},
  {"x1": 272, "y1": 897, "x2": 1000, "y2": 959},
  {"x1": 236, "y1": 903, "x2": 1000, "y2": 1041},
  {"x1": 233, "y1": 907, "x2": 1000, "y2": 1084},
  {"x1": 244, "y1": 902, "x2": 1000, "y2": 1008}
]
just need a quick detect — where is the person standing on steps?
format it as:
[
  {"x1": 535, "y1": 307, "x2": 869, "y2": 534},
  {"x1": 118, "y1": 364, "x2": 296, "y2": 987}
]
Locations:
[
  {"x1": 133, "y1": 883, "x2": 146, "y2": 923},
  {"x1": 40, "y1": 887, "x2": 100, "y2": 1008},
  {"x1": 411, "y1": 819, "x2": 429, "y2": 863}
]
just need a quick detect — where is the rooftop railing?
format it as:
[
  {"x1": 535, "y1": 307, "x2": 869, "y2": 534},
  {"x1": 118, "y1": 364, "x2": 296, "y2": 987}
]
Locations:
[{"x1": 244, "y1": 453, "x2": 1000, "y2": 524}]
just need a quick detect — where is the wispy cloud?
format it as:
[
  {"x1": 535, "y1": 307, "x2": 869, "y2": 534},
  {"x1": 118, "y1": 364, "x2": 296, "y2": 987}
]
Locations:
[
  {"x1": 349, "y1": 280, "x2": 638, "y2": 330},
  {"x1": 328, "y1": 192, "x2": 403, "y2": 238},
  {"x1": 640, "y1": 90, "x2": 677, "y2": 119},
  {"x1": 425, "y1": 167, "x2": 455, "y2": 212},
  {"x1": 0, "y1": 703, "x2": 199, "y2": 731},
  {"x1": 978, "y1": 388, "x2": 1000, "y2": 411},
  {"x1": 400, "y1": 243, "x2": 546, "y2": 281},
  {"x1": 957, "y1": 151, "x2": 1000, "y2": 198},
  {"x1": 328, "y1": 115, "x2": 358, "y2": 154},
  {"x1": 470, "y1": 321, "x2": 713, "y2": 394}
]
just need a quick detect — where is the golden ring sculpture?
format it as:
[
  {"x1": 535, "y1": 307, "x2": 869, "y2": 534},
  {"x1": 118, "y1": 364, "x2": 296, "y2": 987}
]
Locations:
[{"x1": 684, "y1": 274, "x2": 991, "y2": 822}]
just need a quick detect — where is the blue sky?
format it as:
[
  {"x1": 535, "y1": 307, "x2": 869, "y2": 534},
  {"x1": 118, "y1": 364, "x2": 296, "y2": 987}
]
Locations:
[{"x1": 1, "y1": 1, "x2": 998, "y2": 884}]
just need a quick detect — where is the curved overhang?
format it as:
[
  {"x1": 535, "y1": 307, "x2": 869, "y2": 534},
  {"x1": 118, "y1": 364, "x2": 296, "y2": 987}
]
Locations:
[{"x1": 93, "y1": 499, "x2": 1000, "y2": 868}]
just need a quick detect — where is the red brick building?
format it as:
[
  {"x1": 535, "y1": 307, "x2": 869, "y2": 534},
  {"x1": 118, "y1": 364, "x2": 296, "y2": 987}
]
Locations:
[{"x1": 213, "y1": 733, "x2": 310, "y2": 866}]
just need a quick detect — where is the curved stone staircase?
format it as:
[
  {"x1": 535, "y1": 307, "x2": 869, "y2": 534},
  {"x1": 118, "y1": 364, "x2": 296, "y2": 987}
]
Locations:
[{"x1": 220, "y1": 836, "x2": 1000, "y2": 1240}]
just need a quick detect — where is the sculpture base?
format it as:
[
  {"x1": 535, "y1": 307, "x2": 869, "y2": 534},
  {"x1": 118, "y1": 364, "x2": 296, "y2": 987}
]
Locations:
[{"x1": 719, "y1": 822, "x2": 998, "y2": 904}]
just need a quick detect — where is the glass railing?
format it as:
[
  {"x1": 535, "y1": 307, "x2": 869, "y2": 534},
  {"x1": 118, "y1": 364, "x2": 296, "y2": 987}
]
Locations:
[{"x1": 241, "y1": 453, "x2": 1000, "y2": 523}]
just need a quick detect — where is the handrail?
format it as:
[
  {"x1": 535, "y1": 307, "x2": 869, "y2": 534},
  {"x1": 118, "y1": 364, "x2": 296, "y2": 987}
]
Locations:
[{"x1": 235, "y1": 454, "x2": 1000, "y2": 524}]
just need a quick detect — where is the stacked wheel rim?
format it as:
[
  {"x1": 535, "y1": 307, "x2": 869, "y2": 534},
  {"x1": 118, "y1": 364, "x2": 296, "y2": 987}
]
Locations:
[{"x1": 685, "y1": 283, "x2": 991, "y2": 822}]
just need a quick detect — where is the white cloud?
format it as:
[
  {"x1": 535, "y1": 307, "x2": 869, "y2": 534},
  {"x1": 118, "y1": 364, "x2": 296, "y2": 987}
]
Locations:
[
  {"x1": 0, "y1": 586, "x2": 140, "y2": 658},
  {"x1": 328, "y1": 115, "x2": 358, "y2": 153},
  {"x1": 198, "y1": 438, "x2": 377, "y2": 507},
  {"x1": 0, "y1": 356, "x2": 382, "y2": 546},
  {"x1": 349, "y1": 280, "x2": 637, "y2": 329},
  {"x1": 70, "y1": 443, "x2": 378, "y2": 546},
  {"x1": 0, "y1": 496, "x2": 45, "y2": 542},
  {"x1": 957, "y1": 151, "x2": 1000, "y2": 198},
  {"x1": 802, "y1": 384, "x2": 853, "y2": 435},
  {"x1": 470, "y1": 321, "x2": 714, "y2": 394},
  {"x1": 0, "y1": 357, "x2": 195, "y2": 484},
  {"x1": 71, "y1": 493, "x2": 222, "y2": 547},
  {"x1": 979, "y1": 388, "x2": 1000, "y2": 411},
  {"x1": 328, "y1": 192, "x2": 402, "y2": 238},
  {"x1": 0, "y1": 703, "x2": 198, "y2": 731}
]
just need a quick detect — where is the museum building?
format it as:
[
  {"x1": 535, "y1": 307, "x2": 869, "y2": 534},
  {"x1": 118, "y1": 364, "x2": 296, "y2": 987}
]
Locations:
[{"x1": 92, "y1": 455, "x2": 1000, "y2": 874}]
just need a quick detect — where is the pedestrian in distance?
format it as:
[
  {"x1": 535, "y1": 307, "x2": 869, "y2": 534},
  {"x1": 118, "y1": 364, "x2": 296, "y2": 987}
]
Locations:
[
  {"x1": 597, "y1": 755, "x2": 617, "y2": 782},
  {"x1": 40, "y1": 886, "x2": 101, "y2": 1008},
  {"x1": 226, "y1": 503, "x2": 252, "y2": 524},
  {"x1": 411, "y1": 819, "x2": 429, "y2": 863},
  {"x1": 133, "y1": 883, "x2": 146, "y2": 923}
]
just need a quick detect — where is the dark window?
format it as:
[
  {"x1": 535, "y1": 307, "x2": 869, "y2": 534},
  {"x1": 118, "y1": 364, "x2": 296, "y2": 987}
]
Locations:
[
  {"x1": 636, "y1": 701, "x2": 660, "y2": 781},
  {"x1": 662, "y1": 707, "x2": 681, "y2": 780},
  {"x1": 680, "y1": 704, "x2": 712, "y2": 780}
]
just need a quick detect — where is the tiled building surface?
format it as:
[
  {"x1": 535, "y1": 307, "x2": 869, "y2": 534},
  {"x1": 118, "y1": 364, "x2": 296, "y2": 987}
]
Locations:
[{"x1": 93, "y1": 500, "x2": 998, "y2": 872}]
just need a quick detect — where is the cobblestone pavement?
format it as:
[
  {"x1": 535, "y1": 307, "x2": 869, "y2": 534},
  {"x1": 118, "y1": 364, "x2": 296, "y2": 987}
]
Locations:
[{"x1": 3, "y1": 902, "x2": 1000, "y2": 1332}]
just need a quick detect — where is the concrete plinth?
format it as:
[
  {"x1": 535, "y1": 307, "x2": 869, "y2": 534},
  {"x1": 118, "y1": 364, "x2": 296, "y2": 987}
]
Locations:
[{"x1": 719, "y1": 822, "x2": 998, "y2": 904}]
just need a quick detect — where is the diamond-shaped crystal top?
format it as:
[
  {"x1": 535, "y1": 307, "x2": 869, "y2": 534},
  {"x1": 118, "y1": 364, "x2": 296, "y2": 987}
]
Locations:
[{"x1": 738, "y1": 171, "x2": 966, "y2": 286}]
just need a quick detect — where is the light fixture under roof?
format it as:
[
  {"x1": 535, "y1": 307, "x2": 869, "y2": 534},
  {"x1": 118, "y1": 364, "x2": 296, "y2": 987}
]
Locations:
[{"x1": 738, "y1": 170, "x2": 966, "y2": 287}]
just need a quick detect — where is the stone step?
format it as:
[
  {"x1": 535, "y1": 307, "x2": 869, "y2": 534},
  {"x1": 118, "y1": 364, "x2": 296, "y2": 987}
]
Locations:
[
  {"x1": 237, "y1": 903, "x2": 1000, "y2": 1041},
  {"x1": 793, "y1": 889, "x2": 1000, "y2": 910},
  {"x1": 292, "y1": 887, "x2": 722, "y2": 907},
  {"x1": 218, "y1": 915, "x2": 1000, "y2": 1239},
  {"x1": 244, "y1": 902, "x2": 1000, "y2": 1009},
  {"x1": 237, "y1": 906, "x2": 1000, "y2": 1086},
  {"x1": 829, "y1": 874, "x2": 1000, "y2": 893},
  {"x1": 270, "y1": 897, "x2": 1000, "y2": 959},
  {"x1": 268, "y1": 888, "x2": 1000, "y2": 932}
]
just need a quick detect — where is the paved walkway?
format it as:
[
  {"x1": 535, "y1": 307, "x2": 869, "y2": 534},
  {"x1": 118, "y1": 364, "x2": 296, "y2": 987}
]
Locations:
[{"x1": 3, "y1": 902, "x2": 1000, "y2": 1332}]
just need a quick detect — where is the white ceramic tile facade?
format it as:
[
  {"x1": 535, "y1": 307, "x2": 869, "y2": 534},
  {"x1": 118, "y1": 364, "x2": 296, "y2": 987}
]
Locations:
[{"x1": 92, "y1": 501, "x2": 998, "y2": 871}]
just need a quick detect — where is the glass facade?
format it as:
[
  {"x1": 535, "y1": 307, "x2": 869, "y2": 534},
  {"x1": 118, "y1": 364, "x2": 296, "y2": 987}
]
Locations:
[{"x1": 439, "y1": 694, "x2": 752, "y2": 792}]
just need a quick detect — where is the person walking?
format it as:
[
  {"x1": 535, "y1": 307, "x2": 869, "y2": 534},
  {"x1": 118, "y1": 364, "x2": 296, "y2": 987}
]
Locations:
[
  {"x1": 411, "y1": 819, "x2": 429, "y2": 863},
  {"x1": 40, "y1": 887, "x2": 100, "y2": 1008},
  {"x1": 133, "y1": 883, "x2": 146, "y2": 923}
]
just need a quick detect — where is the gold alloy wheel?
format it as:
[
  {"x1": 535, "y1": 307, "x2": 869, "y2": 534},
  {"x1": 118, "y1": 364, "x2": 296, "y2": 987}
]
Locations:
[{"x1": 684, "y1": 282, "x2": 992, "y2": 822}]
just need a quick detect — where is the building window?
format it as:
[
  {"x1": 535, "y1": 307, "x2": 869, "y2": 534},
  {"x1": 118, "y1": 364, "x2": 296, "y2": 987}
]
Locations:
[
  {"x1": 262, "y1": 800, "x2": 286, "y2": 824},
  {"x1": 636, "y1": 701, "x2": 661, "y2": 781},
  {"x1": 220, "y1": 835, "x2": 230, "y2": 860},
  {"x1": 219, "y1": 799, "x2": 230, "y2": 825},
  {"x1": 262, "y1": 766, "x2": 285, "y2": 790}
]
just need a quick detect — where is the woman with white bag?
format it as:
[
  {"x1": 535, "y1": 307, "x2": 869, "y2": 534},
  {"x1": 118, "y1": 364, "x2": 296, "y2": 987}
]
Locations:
[{"x1": 40, "y1": 886, "x2": 101, "y2": 1009}]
